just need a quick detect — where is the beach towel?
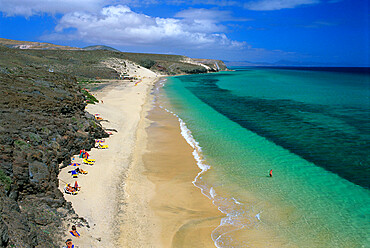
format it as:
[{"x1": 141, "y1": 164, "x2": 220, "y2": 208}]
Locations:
[
  {"x1": 70, "y1": 230, "x2": 80, "y2": 237},
  {"x1": 70, "y1": 170, "x2": 78, "y2": 178}
]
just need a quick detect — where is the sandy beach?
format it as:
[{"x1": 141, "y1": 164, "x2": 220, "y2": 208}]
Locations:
[
  {"x1": 58, "y1": 72, "x2": 158, "y2": 246},
  {"x1": 58, "y1": 72, "x2": 222, "y2": 247},
  {"x1": 142, "y1": 105, "x2": 224, "y2": 247}
]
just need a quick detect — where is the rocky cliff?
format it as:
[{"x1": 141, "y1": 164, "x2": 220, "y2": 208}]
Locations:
[{"x1": 0, "y1": 47, "x2": 107, "y2": 247}]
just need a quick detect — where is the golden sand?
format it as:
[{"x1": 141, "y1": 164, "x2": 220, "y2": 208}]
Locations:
[{"x1": 143, "y1": 105, "x2": 224, "y2": 247}]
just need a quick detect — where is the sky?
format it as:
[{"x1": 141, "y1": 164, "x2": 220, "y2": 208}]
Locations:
[{"x1": 0, "y1": 0, "x2": 369, "y2": 66}]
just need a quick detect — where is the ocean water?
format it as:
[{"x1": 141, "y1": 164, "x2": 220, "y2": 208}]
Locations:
[{"x1": 157, "y1": 67, "x2": 370, "y2": 247}]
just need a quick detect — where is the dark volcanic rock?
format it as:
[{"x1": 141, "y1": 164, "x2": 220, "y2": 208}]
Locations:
[
  {"x1": 0, "y1": 48, "x2": 108, "y2": 247},
  {"x1": 0, "y1": 216, "x2": 9, "y2": 247}
]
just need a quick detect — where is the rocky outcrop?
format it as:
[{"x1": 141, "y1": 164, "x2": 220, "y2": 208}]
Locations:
[
  {"x1": 190, "y1": 58, "x2": 228, "y2": 71},
  {"x1": 0, "y1": 59, "x2": 107, "y2": 247}
]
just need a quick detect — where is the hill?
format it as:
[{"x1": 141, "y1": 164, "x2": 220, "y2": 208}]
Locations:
[
  {"x1": 0, "y1": 38, "x2": 81, "y2": 50},
  {"x1": 0, "y1": 38, "x2": 228, "y2": 77},
  {"x1": 83, "y1": 45, "x2": 121, "y2": 52}
]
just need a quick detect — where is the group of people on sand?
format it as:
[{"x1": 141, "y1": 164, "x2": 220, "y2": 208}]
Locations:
[
  {"x1": 63, "y1": 153, "x2": 88, "y2": 245},
  {"x1": 64, "y1": 150, "x2": 91, "y2": 195},
  {"x1": 63, "y1": 150, "x2": 90, "y2": 245},
  {"x1": 63, "y1": 135, "x2": 110, "y2": 246}
]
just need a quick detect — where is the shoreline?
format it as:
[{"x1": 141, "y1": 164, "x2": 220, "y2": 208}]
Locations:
[
  {"x1": 117, "y1": 77, "x2": 224, "y2": 247},
  {"x1": 143, "y1": 104, "x2": 224, "y2": 247}
]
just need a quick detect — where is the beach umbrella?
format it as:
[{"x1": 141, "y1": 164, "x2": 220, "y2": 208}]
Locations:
[{"x1": 69, "y1": 163, "x2": 80, "y2": 166}]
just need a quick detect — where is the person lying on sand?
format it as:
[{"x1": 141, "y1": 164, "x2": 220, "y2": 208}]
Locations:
[
  {"x1": 75, "y1": 168, "x2": 88, "y2": 174},
  {"x1": 69, "y1": 225, "x2": 80, "y2": 238},
  {"x1": 66, "y1": 184, "x2": 76, "y2": 193},
  {"x1": 63, "y1": 239, "x2": 78, "y2": 248},
  {"x1": 68, "y1": 169, "x2": 79, "y2": 178}
]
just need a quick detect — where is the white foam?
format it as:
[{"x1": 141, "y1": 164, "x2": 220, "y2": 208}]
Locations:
[
  {"x1": 210, "y1": 187, "x2": 216, "y2": 198},
  {"x1": 232, "y1": 197, "x2": 243, "y2": 205},
  {"x1": 157, "y1": 89, "x2": 260, "y2": 248}
]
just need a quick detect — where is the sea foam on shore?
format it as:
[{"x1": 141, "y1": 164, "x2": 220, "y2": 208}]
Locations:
[{"x1": 157, "y1": 80, "x2": 264, "y2": 248}]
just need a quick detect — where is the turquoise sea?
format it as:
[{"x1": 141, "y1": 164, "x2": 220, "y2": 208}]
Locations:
[{"x1": 158, "y1": 67, "x2": 370, "y2": 247}]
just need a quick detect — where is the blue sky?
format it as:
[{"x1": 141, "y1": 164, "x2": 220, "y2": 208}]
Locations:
[{"x1": 0, "y1": 0, "x2": 368, "y2": 66}]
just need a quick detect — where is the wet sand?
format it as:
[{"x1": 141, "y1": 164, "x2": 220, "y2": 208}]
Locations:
[{"x1": 143, "y1": 105, "x2": 224, "y2": 247}]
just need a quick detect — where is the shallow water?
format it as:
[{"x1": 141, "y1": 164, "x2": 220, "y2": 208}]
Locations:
[{"x1": 159, "y1": 68, "x2": 370, "y2": 247}]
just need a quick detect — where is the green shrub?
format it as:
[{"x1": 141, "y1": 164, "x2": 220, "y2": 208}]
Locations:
[
  {"x1": 0, "y1": 169, "x2": 12, "y2": 191},
  {"x1": 139, "y1": 59, "x2": 156, "y2": 69},
  {"x1": 90, "y1": 120, "x2": 98, "y2": 129},
  {"x1": 82, "y1": 89, "x2": 98, "y2": 104},
  {"x1": 29, "y1": 133, "x2": 42, "y2": 143},
  {"x1": 14, "y1": 139, "x2": 31, "y2": 150},
  {"x1": 41, "y1": 127, "x2": 51, "y2": 135}
]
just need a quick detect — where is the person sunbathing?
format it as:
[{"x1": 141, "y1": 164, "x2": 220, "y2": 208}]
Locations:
[
  {"x1": 63, "y1": 239, "x2": 78, "y2": 248},
  {"x1": 66, "y1": 184, "x2": 76, "y2": 193},
  {"x1": 83, "y1": 158, "x2": 95, "y2": 165},
  {"x1": 68, "y1": 169, "x2": 79, "y2": 178},
  {"x1": 69, "y1": 225, "x2": 80, "y2": 238},
  {"x1": 78, "y1": 168, "x2": 88, "y2": 174}
]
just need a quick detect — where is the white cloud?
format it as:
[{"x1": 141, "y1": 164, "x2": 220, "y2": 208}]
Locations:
[
  {"x1": 244, "y1": 0, "x2": 319, "y2": 10},
  {"x1": 0, "y1": 0, "x2": 109, "y2": 16},
  {"x1": 0, "y1": 0, "x2": 325, "y2": 17},
  {"x1": 43, "y1": 5, "x2": 246, "y2": 50},
  {"x1": 174, "y1": 8, "x2": 233, "y2": 33},
  {"x1": 175, "y1": 8, "x2": 232, "y2": 21}
]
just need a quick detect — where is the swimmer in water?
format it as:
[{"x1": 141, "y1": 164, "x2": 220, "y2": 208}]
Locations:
[
  {"x1": 269, "y1": 169, "x2": 273, "y2": 177},
  {"x1": 255, "y1": 213, "x2": 261, "y2": 221}
]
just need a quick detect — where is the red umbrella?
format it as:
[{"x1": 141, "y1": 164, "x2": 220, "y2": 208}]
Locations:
[{"x1": 69, "y1": 163, "x2": 80, "y2": 166}]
